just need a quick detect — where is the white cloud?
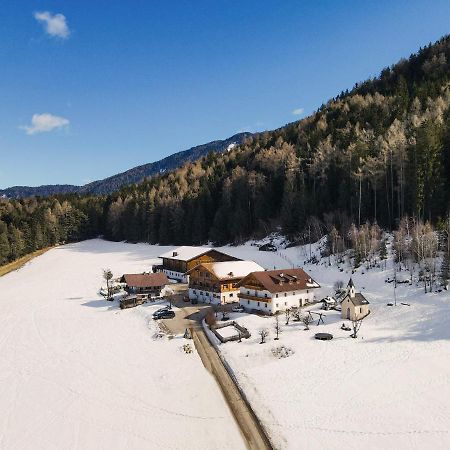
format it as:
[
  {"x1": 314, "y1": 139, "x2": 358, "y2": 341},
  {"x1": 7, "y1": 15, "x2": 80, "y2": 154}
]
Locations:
[
  {"x1": 21, "y1": 113, "x2": 70, "y2": 135},
  {"x1": 292, "y1": 107, "x2": 304, "y2": 116},
  {"x1": 34, "y1": 11, "x2": 70, "y2": 38}
]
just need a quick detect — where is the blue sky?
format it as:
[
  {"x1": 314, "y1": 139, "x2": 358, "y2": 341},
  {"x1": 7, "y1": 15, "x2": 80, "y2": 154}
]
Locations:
[{"x1": 1, "y1": 0, "x2": 450, "y2": 188}]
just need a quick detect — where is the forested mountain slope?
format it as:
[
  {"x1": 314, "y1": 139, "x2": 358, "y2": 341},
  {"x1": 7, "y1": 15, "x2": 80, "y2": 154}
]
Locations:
[
  {"x1": 1, "y1": 36, "x2": 450, "y2": 267},
  {"x1": 0, "y1": 132, "x2": 251, "y2": 198},
  {"x1": 104, "y1": 36, "x2": 450, "y2": 245}
]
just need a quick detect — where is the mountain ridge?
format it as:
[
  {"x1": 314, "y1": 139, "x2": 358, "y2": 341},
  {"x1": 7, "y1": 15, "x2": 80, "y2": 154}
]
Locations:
[{"x1": 0, "y1": 132, "x2": 252, "y2": 198}]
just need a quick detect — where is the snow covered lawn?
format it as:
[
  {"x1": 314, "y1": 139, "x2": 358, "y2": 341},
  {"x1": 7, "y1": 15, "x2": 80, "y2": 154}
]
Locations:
[
  {"x1": 0, "y1": 239, "x2": 245, "y2": 450},
  {"x1": 214, "y1": 242, "x2": 450, "y2": 450}
]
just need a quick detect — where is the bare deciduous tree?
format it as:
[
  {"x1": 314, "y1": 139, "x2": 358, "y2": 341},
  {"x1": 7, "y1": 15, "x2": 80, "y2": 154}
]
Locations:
[
  {"x1": 259, "y1": 328, "x2": 269, "y2": 344},
  {"x1": 350, "y1": 314, "x2": 367, "y2": 338},
  {"x1": 285, "y1": 308, "x2": 291, "y2": 325},
  {"x1": 274, "y1": 313, "x2": 282, "y2": 340},
  {"x1": 302, "y1": 314, "x2": 314, "y2": 330},
  {"x1": 292, "y1": 309, "x2": 301, "y2": 322}
]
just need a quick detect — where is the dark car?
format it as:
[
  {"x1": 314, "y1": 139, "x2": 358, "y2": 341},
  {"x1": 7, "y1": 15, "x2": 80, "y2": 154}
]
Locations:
[
  {"x1": 154, "y1": 305, "x2": 171, "y2": 314},
  {"x1": 153, "y1": 310, "x2": 175, "y2": 320}
]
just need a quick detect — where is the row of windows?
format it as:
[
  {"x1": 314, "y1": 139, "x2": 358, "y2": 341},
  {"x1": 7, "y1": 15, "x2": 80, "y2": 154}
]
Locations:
[
  {"x1": 192, "y1": 289, "x2": 234, "y2": 298},
  {"x1": 247, "y1": 300, "x2": 268, "y2": 308},
  {"x1": 245, "y1": 300, "x2": 298, "y2": 309}
]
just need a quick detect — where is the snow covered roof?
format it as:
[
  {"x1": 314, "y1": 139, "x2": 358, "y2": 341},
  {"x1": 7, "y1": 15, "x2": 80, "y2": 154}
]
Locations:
[
  {"x1": 238, "y1": 268, "x2": 320, "y2": 293},
  {"x1": 341, "y1": 292, "x2": 369, "y2": 306},
  {"x1": 159, "y1": 246, "x2": 212, "y2": 262},
  {"x1": 120, "y1": 272, "x2": 169, "y2": 288},
  {"x1": 190, "y1": 261, "x2": 264, "y2": 280}
]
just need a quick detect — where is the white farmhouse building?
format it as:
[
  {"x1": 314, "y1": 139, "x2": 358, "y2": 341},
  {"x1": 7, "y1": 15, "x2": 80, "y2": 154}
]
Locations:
[{"x1": 237, "y1": 268, "x2": 320, "y2": 315}]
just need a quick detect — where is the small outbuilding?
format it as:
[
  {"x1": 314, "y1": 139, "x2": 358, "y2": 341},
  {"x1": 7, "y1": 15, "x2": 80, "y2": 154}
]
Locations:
[
  {"x1": 340, "y1": 278, "x2": 370, "y2": 320},
  {"x1": 120, "y1": 272, "x2": 169, "y2": 298},
  {"x1": 321, "y1": 296, "x2": 337, "y2": 310}
]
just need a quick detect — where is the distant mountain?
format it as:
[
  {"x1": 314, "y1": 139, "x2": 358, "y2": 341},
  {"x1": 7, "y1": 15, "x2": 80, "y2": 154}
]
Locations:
[{"x1": 0, "y1": 132, "x2": 252, "y2": 198}]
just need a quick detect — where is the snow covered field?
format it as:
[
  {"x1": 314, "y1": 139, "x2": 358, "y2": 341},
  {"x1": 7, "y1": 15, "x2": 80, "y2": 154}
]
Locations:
[
  {"x1": 216, "y1": 240, "x2": 450, "y2": 450},
  {"x1": 2, "y1": 237, "x2": 449, "y2": 450},
  {"x1": 0, "y1": 240, "x2": 245, "y2": 450}
]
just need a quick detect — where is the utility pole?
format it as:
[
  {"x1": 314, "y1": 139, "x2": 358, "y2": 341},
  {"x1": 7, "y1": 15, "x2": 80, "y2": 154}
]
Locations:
[{"x1": 394, "y1": 265, "x2": 397, "y2": 307}]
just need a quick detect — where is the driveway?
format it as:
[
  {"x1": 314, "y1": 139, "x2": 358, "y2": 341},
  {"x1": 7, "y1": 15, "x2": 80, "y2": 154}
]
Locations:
[{"x1": 156, "y1": 289, "x2": 274, "y2": 450}]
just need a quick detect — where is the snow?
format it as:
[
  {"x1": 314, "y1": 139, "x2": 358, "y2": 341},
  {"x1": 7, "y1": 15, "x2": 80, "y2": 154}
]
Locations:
[
  {"x1": 206, "y1": 260, "x2": 264, "y2": 279},
  {"x1": 210, "y1": 240, "x2": 450, "y2": 450},
  {"x1": 158, "y1": 245, "x2": 212, "y2": 261},
  {"x1": 214, "y1": 325, "x2": 239, "y2": 339},
  {"x1": 2, "y1": 237, "x2": 450, "y2": 450},
  {"x1": 0, "y1": 239, "x2": 245, "y2": 450}
]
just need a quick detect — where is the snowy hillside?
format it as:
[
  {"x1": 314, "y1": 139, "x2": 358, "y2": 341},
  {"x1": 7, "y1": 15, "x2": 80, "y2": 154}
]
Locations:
[{"x1": 214, "y1": 238, "x2": 450, "y2": 450}]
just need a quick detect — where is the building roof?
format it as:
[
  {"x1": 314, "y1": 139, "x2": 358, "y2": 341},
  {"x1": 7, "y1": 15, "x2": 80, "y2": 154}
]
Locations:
[
  {"x1": 341, "y1": 292, "x2": 369, "y2": 306},
  {"x1": 238, "y1": 268, "x2": 320, "y2": 293},
  {"x1": 120, "y1": 272, "x2": 169, "y2": 288},
  {"x1": 159, "y1": 246, "x2": 212, "y2": 262},
  {"x1": 188, "y1": 260, "x2": 264, "y2": 280}
]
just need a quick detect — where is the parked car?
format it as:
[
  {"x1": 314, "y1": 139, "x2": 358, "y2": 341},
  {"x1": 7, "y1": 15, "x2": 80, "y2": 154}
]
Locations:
[
  {"x1": 258, "y1": 243, "x2": 277, "y2": 252},
  {"x1": 153, "y1": 310, "x2": 175, "y2": 320},
  {"x1": 231, "y1": 305, "x2": 245, "y2": 313}
]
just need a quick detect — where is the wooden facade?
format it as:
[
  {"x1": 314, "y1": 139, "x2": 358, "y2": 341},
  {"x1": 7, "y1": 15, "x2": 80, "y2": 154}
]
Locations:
[
  {"x1": 189, "y1": 265, "x2": 240, "y2": 295},
  {"x1": 187, "y1": 260, "x2": 264, "y2": 304},
  {"x1": 162, "y1": 250, "x2": 240, "y2": 275}
]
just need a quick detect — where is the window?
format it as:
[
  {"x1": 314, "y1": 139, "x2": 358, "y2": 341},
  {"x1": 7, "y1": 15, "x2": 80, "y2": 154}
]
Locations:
[
  {"x1": 223, "y1": 284, "x2": 228, "y2": 289},
  {"x1": 230, "y1": 293, "x2": 233, "y2": 297},
  {"x1": 284, "y1": 302, "x2": 287, "y2": 306},
  {"x1": 264, "y1": 293, "x2": 268, "y2": 298},
  {"x1": 276, "y1": 303, "x2": 279, "y2": 308},
  {"x1": 265, "y1": 303, "x2": 267, "y2": 308},
  {"x1": 360, "y1": 307, "x2": 362, "y2": 313},
  {"x1": 247, "y1": 290, "x2": 250, "y2": 295},
  {"x1": 257, "y1": 302, "x2": 260, "y2": 307},
  {"x1": 248, "y1": 300, "x2": 250, "y2": 305},
  {"x1": 293, "y1": 292, "x2": 295, "y2": 295},
  {"x1": 193, "y1": 290, "x2": 196, "y2": 294},
  {"x1": 284, "y1": 293, "x2": 287, "y2": 297},
  {"x1": 276, "y1": 294, "x2": 279, "y2": 298}
]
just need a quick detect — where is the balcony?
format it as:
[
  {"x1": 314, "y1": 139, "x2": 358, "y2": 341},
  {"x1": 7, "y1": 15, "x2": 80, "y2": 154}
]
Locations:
[{"x1": 237, "y1": 292, "x2": 270, "y2": 303}]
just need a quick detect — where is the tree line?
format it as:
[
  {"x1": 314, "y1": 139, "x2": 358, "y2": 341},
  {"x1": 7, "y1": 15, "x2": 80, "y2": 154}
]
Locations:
[
  {"x1": 0, "y1": 195, "x2": 103, "y2": 265},
  {"x1": 1, "y1": 35, "x2": 450, "y2": 269},
  {"x1": 102, "y1": 36, "x2": 450, "y2": 245}
]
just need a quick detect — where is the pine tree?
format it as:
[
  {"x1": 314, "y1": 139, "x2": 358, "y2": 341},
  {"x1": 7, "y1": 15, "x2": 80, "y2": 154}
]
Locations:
[
  {"x1": 0, "y1": 221, "x2": 10, "y2": 265},
  {"x1": 8, "y1": 224, "x2": 25, "y2": 261}
]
